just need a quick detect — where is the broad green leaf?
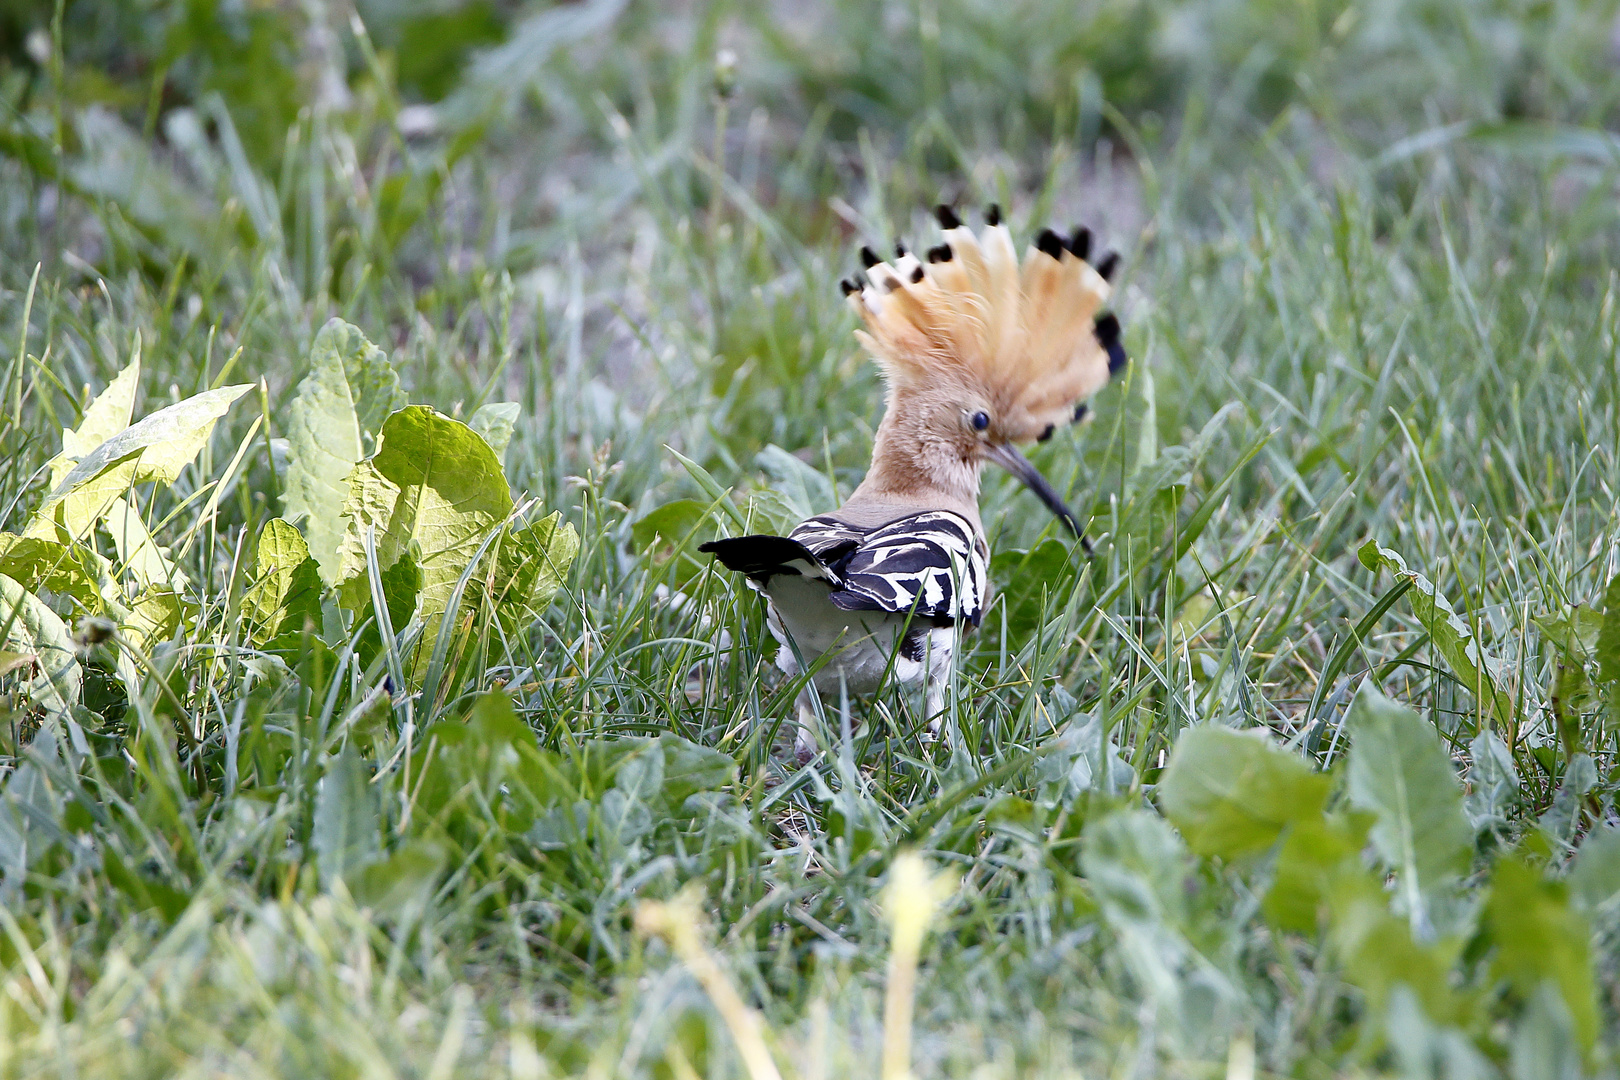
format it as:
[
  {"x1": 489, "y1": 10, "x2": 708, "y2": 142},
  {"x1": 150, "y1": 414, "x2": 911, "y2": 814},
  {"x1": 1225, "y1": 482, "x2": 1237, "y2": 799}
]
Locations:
[
  {"x1": 1383, "y1": 986, "x2": 1494, "y2": 1080},
  {"x1": 1538, "y1": 753, "x2": 1598, "y2": 845},
  {"x1": 1464, "y1": 728, "x2": 1521, "y2": 834},
  {"x1": 333, "y1": 406, "x2": 513, "y2": 661},
  {"x1": 24, "y1": 459, "x2": 141, "y2": 542},
  {"x1": 49, "y1": 347, "x2": 141, "y2": 487},
  {"x1": 26, "y1": 383, "x2": 254, "y2": 540},
  {"x1": 378, "y1": 545, "x2": 423, "y2": 630},
  {"x1": 282, "y1": 319, "x2": 406, "y2": 583},
  {"x1": 313, "y1": 745, "x2": 381, "y2": 887},
  {"x1": 656, "y1": 732, "x2": 736, "y2": 806},
  {"x1": 1535, "y1": 604, "x2": 1603, "y2": 662},
  {"x1": 0, "y1": 574, "x2": 81, "y2": 722},
  {"x1": 1486, "y1": 858, "x2": 1598, "y2": 1057},
  {"x1": 354, "y1": 546, "x2": 423, "y2": 670},
  {"x1": 755, "y1": 443, "x2": 835, "y2": 519},
  {"x1": 1596, "y1": 575, "x2": 1620, "y2": 684},
  {"x1": 468, "y1": 402, "x2": 520, "y2": 457},
  {"x1": 349, "y1": 841, "x2": 445, "y2": 917},
  {"x1": 741, "y1": 486, "x2": 800, "y2": 536},
  {"x1": 1078, "y1": 808, "x2": 1232, "y2": 1037},
  {"x1": 413, "y1": 692, "x2": 558, "y2": 832},
  {"x1": 633, "y1": 499, "x2": 711, "y2": 588},
  {"x1": 1509, "y1": 986, "x2": 1584, "y2": 1080},
  {"x1": 599, "y1": 740, "x2": 661, "y2": 853},
  {"x1": 1346, "y1": 685, "x2": 1471, "y2": 935},
  {"x1": 240, "y1": 519, "x2": 323, "y2": 648},
  {"x1": 1080, "y1": 808, "x2": 1193, "y2": 929},
  {"x1": 990, "y1": 537, "x2": 1077, "y2": 641},
  {"x1": 0, "y1": 727, "x2": 60, "y2": 880},
  {"x1": 46, "y1": 382, "x2": 253, "y2": 497},
  {"x1": 1263, "y1": 811, "x2": 1374, "y2": 934},
  {"x1": 1328, "y1": 872, "x2": 1465, "y2": 1024},
  {"x1": 1568, "y1": 827, "x2": 1620, "y2": 912},
  {"x1": 1035, "y1": 711, "x2": 1135, "y2": 806},
  {"x1": 1357, "y1": 540, "x2": 1512, "y2": 729},
  {"x1": 488, "y1": 511, "x2": 578, "y2": 619},
  {"x1": 1159, "y1": 726, "x2": 1331, "y2": 859}
]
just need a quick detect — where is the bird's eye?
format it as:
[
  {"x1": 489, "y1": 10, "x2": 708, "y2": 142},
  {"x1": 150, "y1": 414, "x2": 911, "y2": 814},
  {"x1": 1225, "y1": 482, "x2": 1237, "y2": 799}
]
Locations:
[{"x1": 970, "y1": 411, "x2": 990, "y2": 431}]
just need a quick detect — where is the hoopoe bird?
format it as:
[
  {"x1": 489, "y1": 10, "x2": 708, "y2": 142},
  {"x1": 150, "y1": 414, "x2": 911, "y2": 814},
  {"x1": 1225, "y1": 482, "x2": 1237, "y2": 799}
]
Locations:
[{"x1": 700, "y1": 204, "x2": 1127, "y2": 761}]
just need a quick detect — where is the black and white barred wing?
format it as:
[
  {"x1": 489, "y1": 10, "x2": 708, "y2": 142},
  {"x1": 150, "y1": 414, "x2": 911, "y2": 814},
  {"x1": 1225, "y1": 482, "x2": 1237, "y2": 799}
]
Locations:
[{"x1": 794, "y1": 511, "x2": 987, "y2": 626}]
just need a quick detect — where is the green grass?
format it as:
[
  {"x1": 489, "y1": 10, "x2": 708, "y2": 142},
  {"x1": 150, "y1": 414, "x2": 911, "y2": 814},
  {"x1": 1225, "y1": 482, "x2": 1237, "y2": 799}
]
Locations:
[{"x1": 4, "y1": 0, "x2": 1620, "y2": 1075}]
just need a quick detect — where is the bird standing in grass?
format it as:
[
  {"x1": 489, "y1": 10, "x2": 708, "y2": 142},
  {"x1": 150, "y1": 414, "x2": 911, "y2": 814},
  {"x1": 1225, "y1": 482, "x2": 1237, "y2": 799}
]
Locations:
[{"x1": 701, "y1": 205, "x2": 1128, "y2": 761}]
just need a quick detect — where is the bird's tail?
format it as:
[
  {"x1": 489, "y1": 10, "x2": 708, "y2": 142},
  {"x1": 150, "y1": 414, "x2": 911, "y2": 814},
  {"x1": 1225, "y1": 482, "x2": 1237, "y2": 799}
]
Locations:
[{"x1": 698, "y1": 535, "x2": 836, "y2": 584}]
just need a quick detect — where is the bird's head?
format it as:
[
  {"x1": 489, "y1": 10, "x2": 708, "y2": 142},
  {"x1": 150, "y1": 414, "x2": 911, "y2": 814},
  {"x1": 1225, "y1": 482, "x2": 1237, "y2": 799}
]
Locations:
[{"x1": 843, "y1": 205, "x2": 1128, "y2": 537}]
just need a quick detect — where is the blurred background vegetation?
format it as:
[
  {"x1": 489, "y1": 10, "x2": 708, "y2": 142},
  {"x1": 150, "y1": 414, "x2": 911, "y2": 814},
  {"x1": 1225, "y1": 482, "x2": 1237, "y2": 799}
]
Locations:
[
  {"x1": 5, "y1": 0, "x2": 1618, "y2": 513},
  {"x1": 6, "y1": 0, "x2": 1620, "y2": 1075}
]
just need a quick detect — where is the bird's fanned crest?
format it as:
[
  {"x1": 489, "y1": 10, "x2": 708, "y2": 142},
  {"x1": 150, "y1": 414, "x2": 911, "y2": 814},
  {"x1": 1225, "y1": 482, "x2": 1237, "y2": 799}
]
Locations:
[{"x1": 844, "y1": 207, "x2": 1126, "y2": 443}]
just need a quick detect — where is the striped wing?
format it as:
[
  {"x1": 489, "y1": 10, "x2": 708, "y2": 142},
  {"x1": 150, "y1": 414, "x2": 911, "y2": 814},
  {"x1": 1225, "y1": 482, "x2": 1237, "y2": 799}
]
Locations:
[{"x1": 791, "y1": 510, "x2": 987, "y2": 626}]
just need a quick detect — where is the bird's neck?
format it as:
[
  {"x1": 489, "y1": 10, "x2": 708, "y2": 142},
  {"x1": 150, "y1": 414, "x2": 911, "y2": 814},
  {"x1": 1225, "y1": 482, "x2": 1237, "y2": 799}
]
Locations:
[{"x1": 844, "y1": 391, "x2": 984, "y2": 530}]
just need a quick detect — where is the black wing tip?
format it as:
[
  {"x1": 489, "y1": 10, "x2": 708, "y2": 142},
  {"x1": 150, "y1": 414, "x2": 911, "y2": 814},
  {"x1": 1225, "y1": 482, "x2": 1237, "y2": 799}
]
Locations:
[
  {"x1": 1096, "y1": 251, "x2": 1120, "y2": 281},
  {"x1": 984, "y1": 203, "x2": 1002, "y2": 227},
  {"x1": 839, "y1": 277, "x2": 859, "y2": 296},
  {"x1": 935, "y1": 204, "x2": 962, "y2": 230},
  {"x1": 1106, "y1": 342, "x2": 1129, "y2": 376},
  {"x1": 1068, "y1": 226, "x2": 1093, "y2": 261},
  {"x1": 926, "y1": 243, "x2": 953, "y2": 263},
  {"x1": 908, "y1": 264, "x2": 925, "y2": 283},
  {"x1": 700, "y1": 534, "x2": 819, "y2": 577},
  {"x1": 859, "y1": 245, "x2": 881, "y2": 268},
  {"x1": 1035, "y1": 228, "x2": 1066, "y2": 260},
  {"x1": 1094, "y1": 312, "x2": 1128, "y2": 376}
]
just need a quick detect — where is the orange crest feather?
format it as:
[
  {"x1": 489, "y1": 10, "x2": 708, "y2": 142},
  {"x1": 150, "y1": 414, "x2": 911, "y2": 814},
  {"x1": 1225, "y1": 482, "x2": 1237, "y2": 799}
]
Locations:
[{"x1": 847, "y1": 212, "x2": 1123, "y2": 442}]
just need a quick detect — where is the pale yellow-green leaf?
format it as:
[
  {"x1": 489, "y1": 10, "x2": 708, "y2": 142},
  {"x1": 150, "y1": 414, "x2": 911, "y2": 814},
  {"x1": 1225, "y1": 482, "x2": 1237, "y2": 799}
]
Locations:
[
  {"x1": 23, "y1": 459, "x2": 139, "y2": 542},
  {"x1": 121, "y1": 588, "x2": 187, "y2": 652},
  {"x1": 469, "y1": 402, "x2": 520, "y2": 458},
  {"x1": 103, "y1": 498, "x2": 189, "y2": 594},
  {"x1": 0, "y1": 574, "x2": 81, "y2": 720},
  {"x1": 333, "y1": 406, "x2": 513, "y2": 670},
  {"x1": 49, "y1": 345, "x2": 141, "y2": 488},
  {"x1": 282, "y1": 319, "x2": 406, "y2": 584},
  {"x1": 241, "y1": 519, "x2": 322, "y2": 647},
  {"x1": 0, "y1": 532, "x2": 116, "y2": 610},
  {"x1": 491, "y1": 511, "x2": 579, "y2": 617},
  {"x1": 27, "y1": 384, "x2": 253, "y2": 540}
]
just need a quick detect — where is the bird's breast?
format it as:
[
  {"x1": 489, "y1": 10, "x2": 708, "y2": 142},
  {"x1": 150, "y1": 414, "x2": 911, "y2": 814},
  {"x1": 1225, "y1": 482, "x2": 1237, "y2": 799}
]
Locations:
[{"x1": 761, "y1": 575, "x2": 955, "y2": 694}]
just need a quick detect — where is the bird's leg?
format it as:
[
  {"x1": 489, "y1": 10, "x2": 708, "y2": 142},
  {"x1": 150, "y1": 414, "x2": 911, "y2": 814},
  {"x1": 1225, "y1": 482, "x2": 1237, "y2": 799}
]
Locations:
[
  {"x1": 923, "y1": 673, "x2": 946, "y2": 741},
  {"x1": 922, "y1": 637, "x2": 951, "y2": 743},
  {"x1": 793, "y1": 687, "x2": 821, "y2": 764}
]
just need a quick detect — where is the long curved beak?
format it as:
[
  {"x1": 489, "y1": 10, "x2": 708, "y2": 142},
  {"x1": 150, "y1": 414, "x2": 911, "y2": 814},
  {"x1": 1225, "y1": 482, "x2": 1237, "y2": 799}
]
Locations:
[{"x1": 985, "y1": 443, "x2": 1082, "y2": 538}]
